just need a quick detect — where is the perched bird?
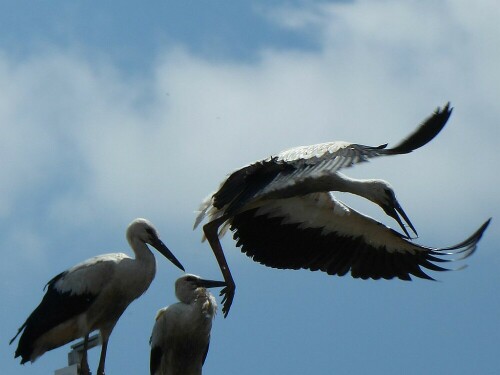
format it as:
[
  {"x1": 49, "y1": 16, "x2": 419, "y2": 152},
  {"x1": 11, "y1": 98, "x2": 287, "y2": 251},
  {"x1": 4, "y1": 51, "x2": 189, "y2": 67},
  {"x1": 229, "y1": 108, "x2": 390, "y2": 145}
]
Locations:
[
  {"x1": 194, "y1": 103, "x2": 491, "y2": 316},
  {"x1": 150, "y1": 274, "x2": 225, "y2": 375},
  {"x1": 10, "y1": 218, "x2": 185, "y2": 375}
]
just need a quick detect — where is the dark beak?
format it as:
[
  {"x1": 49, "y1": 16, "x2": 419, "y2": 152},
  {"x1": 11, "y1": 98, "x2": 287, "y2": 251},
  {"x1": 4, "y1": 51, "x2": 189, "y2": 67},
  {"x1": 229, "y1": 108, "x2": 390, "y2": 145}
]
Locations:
[
  {"x1": 151, "y1": 237, "x2": 185, "y2": 271},
  {"x1": 383, "y1": 200, "x2": 418, "y2": 239},
  {"x1": 197, "y1": 278, "x2": 227, "y2": 289}
]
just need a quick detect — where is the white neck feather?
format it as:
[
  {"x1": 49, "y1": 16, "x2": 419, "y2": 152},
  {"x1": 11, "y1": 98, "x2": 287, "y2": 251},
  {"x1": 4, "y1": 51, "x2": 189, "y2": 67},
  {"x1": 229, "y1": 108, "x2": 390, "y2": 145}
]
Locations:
[{"x1": 334, "y1": 173, "x2": 379, "y2": 202}]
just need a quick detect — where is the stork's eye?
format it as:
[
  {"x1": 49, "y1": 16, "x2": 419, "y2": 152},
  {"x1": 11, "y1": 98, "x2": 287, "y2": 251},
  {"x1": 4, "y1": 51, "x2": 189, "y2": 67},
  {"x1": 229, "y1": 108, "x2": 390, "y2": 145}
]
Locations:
[
  {"x1": 185, "y1": 276, "x2": 197, "y2": 283},
  {"x1": 145, "y1": 228, "x2": 155, "y2": 236}
]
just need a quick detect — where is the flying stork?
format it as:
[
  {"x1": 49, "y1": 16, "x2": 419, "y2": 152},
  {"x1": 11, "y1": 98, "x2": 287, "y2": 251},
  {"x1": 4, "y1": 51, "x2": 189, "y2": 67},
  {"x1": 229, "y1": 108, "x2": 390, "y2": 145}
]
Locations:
[
  {"x1": 10, "y1": 218, "x2": 185, "y2": 375},
  {"x1": 150, "y1": 274, "x2": 225, "y2": 375},
  {"x1": 194, "y1": 103, "x2": 491, "y2": 317}
]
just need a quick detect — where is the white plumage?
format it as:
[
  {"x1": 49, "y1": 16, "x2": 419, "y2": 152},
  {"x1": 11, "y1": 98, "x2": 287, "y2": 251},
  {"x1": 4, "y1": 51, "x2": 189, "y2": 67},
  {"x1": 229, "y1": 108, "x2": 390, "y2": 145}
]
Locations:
[
  {"x1": 150, "y1": 274, "x2": 225, "y2": 375},
  {"x1": 10, "y1": 218, "x2": 185, "y2": 375},
  {"x1": 194, "y1": 103, "x2": 491, "y2": 316}
]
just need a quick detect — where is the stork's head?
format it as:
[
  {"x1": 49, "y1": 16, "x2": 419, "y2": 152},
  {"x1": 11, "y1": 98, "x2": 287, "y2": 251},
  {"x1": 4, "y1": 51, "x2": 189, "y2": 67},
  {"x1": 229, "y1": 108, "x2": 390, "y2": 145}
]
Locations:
[
  {"x1": 175, "y1": 274, "x2": 226, "y2": 304},
  {"x1": 367, "y1": 181, "x2": 418, "y2": 239},
  {"x1": 127, "y1": 218, "x2": 185, "y2": 271}
]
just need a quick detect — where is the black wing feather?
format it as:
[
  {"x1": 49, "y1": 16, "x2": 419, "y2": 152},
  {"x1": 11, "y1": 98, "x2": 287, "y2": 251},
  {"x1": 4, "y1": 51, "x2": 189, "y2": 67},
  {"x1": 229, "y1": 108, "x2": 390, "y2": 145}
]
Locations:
[
  {"x1": 213, "y1": 158, "x2": 294, "y2": 215},
  {"x1": 230, "y1": 208, "x2": 489, "y2": 282},
  {"x1": 150, "y1": 345, "x2": 162, "y2": 375},
  {"x1": 10, "y1": 272, "x2": 97, "y2": 363},
  {"x1": 387, "y1": 102, "x2": 452, "y2": 154}
]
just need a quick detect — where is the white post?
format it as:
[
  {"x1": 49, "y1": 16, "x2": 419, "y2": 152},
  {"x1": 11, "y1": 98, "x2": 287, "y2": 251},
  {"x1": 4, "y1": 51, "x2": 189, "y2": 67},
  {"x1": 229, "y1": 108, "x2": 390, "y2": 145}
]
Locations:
[{"x1": 54, "y1": 334, "x2": 102, "y2": 375}]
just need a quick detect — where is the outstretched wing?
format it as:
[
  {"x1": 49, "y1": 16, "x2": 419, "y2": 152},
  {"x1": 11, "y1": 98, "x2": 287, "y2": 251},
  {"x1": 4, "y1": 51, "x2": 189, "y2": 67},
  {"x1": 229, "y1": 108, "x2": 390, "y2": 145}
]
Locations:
[
  {"x1": 196, "y1": 103, "x2": 452, "y2": 226},
  {"x1": 229, "y1": 193, "x2": 489, "y2": 280},
  {"x1": 276, "y1": 102, "x2": 452, "y2": 164},
  {"x1": 254, "y1": 103, "x2": 452, "y2": 201}
]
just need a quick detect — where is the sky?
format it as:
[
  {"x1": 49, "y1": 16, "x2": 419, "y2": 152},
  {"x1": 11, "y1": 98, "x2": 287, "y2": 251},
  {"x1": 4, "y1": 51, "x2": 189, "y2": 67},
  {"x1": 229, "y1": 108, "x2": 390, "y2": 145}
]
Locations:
[{"x1": 1, "y1": 1, "x2": 499, "y2": 374}]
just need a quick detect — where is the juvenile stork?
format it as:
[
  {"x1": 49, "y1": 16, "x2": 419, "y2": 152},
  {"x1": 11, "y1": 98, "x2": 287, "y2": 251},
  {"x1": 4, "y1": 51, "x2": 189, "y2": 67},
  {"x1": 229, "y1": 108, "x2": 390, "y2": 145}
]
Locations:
[
  {"x1": 194, "y1": 103, "x2": 491, "y2": 316},
  {"x1": 10, "y1": 218, "x2": 185, "y2": 375},
  {"x1": 150, "y1": 274, "x2": 225, "y2": 375}
]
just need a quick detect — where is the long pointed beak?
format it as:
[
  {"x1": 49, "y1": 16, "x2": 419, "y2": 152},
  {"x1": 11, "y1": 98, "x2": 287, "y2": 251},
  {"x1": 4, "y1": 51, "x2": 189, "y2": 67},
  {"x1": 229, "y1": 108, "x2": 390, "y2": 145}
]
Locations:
[
  {"x1": 197, "y1": 278, "x2": 227, "y2": 289},
  {"x1": 151, "y1": 237, "x2": 185, "y2": 271},
  {"x1": 383, "y1": 200, "x2": 418, "y2": 239}
]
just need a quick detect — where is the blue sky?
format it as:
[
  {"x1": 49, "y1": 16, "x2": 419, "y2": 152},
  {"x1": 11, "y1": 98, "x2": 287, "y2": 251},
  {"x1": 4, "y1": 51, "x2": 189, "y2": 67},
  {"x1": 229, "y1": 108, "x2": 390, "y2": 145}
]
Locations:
[{"x1": 1, "y1": 1, "x2": 499, "y2": 374}]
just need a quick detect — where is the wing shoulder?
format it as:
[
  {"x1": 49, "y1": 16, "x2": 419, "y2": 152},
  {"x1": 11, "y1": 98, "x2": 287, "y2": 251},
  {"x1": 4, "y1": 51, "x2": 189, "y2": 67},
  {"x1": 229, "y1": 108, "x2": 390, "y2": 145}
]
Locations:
[
  {"x1": 53, "y1": 253, "x2": 128, "y2": 295},
  {"x1": 250, "y1": 142, "x2": 387, "y2": 201},
  {"x1": 211, "y1": 158, "x2": 294, "y2": 215}
]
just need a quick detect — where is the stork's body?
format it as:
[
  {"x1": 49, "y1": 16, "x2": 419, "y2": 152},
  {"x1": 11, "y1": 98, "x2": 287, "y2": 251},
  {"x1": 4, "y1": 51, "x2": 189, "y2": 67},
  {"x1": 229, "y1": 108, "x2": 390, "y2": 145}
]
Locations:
[
  {"x1": 10, "y1": 218, "x2": 184, "y2": 375},
  {"x1": 195, "y1": 103, "x2": 491, "y2": 316},
  {"x1": 150, "y1": 274, "x2": 224, "y2": 375}
]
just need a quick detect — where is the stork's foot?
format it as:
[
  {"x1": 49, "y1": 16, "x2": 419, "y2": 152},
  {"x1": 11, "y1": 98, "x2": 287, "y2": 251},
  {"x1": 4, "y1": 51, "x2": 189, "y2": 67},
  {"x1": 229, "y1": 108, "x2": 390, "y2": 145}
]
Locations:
[{"x1": 220, "y1": 281, "x2": 236, "y2": 318}]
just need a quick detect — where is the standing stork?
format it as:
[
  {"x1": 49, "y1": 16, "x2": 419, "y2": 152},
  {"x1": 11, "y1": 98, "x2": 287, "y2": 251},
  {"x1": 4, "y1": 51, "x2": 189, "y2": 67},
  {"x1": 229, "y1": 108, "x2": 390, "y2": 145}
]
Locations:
[
  {"x1": 150, "y1": 274, "x2": 225, "y2": 375},
  {"x1": 10, "y1": 218, "x2": 185, "y2": 375},
  {"x1": 194, "y1": 103, "x2": 491, "y2": 316}
]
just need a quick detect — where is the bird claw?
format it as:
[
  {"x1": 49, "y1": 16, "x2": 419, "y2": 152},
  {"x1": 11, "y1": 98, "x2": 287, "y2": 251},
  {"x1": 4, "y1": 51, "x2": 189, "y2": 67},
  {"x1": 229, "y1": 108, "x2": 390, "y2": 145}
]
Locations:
[{"x1": 219, "y1": 285, "x2": 235, "y2": 318}]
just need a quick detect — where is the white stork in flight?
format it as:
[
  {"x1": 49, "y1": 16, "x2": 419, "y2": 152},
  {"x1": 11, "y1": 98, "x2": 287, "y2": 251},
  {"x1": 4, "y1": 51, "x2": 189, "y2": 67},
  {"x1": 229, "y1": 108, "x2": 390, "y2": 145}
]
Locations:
[
  {"x1": 10, "y1": 218, "x2": 185, "y2": 375},
  {"x1": 150, "y1": 274, "x2": 225, "y2": 375},
  {"x1": 194, "y1": 103, "x2": 491, "y2": 317}
]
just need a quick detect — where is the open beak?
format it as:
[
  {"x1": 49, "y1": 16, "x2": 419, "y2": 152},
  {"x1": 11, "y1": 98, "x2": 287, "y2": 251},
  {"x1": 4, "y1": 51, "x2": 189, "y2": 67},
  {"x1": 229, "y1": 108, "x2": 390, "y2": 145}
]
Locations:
[
  {"x1": 383, "y1": 200, "x2": 418, "y2": 239},
  {"x1": 197, "y1": 278, "x2": 227, "y2": 289},
  {"x1": 151, "y1": 237, "x2": 185, "y2": 271}
]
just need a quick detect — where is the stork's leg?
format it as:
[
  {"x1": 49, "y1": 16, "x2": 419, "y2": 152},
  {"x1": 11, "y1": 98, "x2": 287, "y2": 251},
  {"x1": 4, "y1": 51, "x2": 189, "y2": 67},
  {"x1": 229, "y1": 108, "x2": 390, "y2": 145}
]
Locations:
[
  {"x1": 203, "y1": 217, "x2": 236, "y2": 318},
  {"x1": 80, "y1": 335, "x2": 91, "y2": 375},
  {"x1": 96, "y1": 337, "x2": 108, "y2": 375}
]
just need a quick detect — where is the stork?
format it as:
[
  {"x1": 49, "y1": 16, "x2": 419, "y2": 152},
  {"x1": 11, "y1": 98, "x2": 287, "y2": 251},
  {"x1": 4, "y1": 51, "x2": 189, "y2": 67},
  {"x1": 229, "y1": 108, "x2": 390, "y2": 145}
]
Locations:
[
  {"x1": 10, "y1": 218, "x2": 185, "y2": 375},
  {"x1": 194, "y1": 103, "x2": 491, "y2": 316},
  {"x1": 150, "y1": 274, "x2": 225, "y2": 375}
]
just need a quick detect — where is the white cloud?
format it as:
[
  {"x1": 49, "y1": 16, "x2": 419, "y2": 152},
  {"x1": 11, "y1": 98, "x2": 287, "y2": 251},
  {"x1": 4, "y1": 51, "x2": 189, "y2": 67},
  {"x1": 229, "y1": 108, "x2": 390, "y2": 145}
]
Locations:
[{"x1": 0, "y1": 0, "x2": 498, "y2": 269}]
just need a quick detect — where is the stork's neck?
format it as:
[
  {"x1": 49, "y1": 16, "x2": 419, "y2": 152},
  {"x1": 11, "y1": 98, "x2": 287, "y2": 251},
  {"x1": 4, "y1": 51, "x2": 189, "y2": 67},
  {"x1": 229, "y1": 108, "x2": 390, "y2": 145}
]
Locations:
[
  {"x1": 179, "y1": 289, "x2": 217, "y2": 319},
  {"x1": 334, "y1": 173, "x2": 379, "y2": 202},
  {"x1": 194, "y1": 290, "x2": 217, "y2": 319},
  {"x1": 128, "y1": 237, "x2": 155, "y2": 263}
]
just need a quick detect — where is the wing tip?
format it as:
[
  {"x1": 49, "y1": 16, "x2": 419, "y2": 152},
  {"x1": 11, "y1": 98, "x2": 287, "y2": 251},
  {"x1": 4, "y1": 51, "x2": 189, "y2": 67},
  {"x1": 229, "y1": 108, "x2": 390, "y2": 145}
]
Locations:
[
  {"x1": 420, "y1": 218, "x2": 491, "y2": 278},
  {"x1": 387, "y1": 101, "x2": 454, "y2": 155}
]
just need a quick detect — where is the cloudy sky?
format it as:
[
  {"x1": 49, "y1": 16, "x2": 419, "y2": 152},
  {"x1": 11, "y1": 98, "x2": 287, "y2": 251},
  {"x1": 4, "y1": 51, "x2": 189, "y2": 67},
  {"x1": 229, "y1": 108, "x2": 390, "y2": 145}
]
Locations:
[{"x1": 1, "y1": 1, "x2": 499, "y2": 374}]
